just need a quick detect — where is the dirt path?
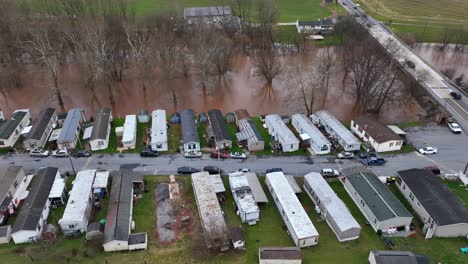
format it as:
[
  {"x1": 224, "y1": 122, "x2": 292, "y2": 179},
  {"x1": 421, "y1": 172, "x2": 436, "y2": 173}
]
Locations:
[{"x1": 320, "y1": 0, "x2": 338, "y2": 19}]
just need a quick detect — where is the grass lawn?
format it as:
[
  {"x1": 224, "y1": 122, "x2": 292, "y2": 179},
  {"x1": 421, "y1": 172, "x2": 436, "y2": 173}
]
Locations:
[
  {"x1": 226, "y1": 123, "x2": 241, "y2": 152},
  {"x1": 198, "y1": 122, "x2": 208, "y2": 148},
  {"x1": 396, "y1": 121, "x2": 421, "y2": 129},
  {"x1": 166, "y1": 123, "x2": 181, "y2": 153}
]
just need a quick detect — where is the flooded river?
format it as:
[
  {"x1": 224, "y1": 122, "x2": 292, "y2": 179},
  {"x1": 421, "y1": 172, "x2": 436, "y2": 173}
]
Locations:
[{"x1": 0, "y1": 51, "x2": 422, "y2": 123}]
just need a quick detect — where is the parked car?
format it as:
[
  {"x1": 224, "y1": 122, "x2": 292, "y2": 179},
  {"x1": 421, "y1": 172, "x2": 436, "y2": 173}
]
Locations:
[
  {"x1": 337, "y1": 151, "x2": 354, "y2": 159},
  {"x1": 450, "y1": 91, "x2": 462, "y2": 100},
  {"x1": 53, "y1": 149, "x2": 69, "y2": 158},
  {"x1": 184, "y1": 151, "x2": 202, "y2": 158},
  {"x1": 359, "y1": 151, "x2": 377, "y2": 159},
  {"x1": 448, "y1": 122, "x2": 462, "y2": 134},
  {"x1": 424, "y1": 166, "x2": 441, "y2": 175},
  {"x1": 418, "y1": 147, "x2": 437, "y2": 155},
  {"x1": 140, "y1": 148, "x2": 159, "y2": 157},
  {"x1": 71, "y1": 150, "x2": 92, "y2": 158},
  {"x1": 211, "y1": 150, "x2": 229, "y2": 159},
  {"x1": 320, "y1": 168, "x2": 340, "y2": 177},
  {"x1": 203, "y1": 166, "x2": 221, "y2": 175},
  {"x1": 361, "y1": 157, "x2": 386, "y2": 166},
  {"x1": 265, "y1": 168, "x2": 283, "y2": 174},
  {"x1": 230, "y1": 152, "x2": 247, "y2": 159},
  {"x1": 30, "y1": 148, "x2": 50, "y2": 158},
  {"x1": 177, "y1": 167, "x2": 199, "y2": 174},
  {"x1": 238, "y1": 168, "x2": 250, "y2": 173}
]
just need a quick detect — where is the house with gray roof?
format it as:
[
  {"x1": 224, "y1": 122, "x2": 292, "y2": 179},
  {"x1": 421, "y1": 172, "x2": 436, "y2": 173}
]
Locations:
[
  {"x1": 183, "y1": 6, "x2": 233, "y2": 24},
  {"x1": 259, "y1": 247, "x2": 302, "y2": 264},
  {"x1": 368, "y1": 250, "x2": 430, "y2": 264},
  {"x1": 397, "y1": 169, "x2": 468, "y2": 238},
  {"x1": 341, "y1": 168, "x2": 412, "y2": 233},
  {"x1": 89, "y1": 108, "x2": 112, "y2": 151},
  {"x1": 0, "y1": 166, "x2": 26, "y2": 224},
  {"x1": 0, "y1": 109, "x2": 31, "y2": 148},
  {"x1": 24, "y1": 108, "x2": 56, "y2": 150},
  {"x1": 57, "y1": 108, "x2": 85, "y2": 150},
  {"x1": 103, "y1": 170, "x2": 147, "y2": 252},
  {"x1": 207, "y1": 109, "x2": 232, "y2": 150},
  {"x1": 11, "y1": 167, "x2": 59, "y2": 244},
  {"x1": 180, "y1": 109, "x2": 200, "y2": 153}
]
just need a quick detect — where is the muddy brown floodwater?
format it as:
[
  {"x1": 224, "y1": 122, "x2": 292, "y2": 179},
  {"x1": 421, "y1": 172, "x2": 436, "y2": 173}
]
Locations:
[
  {"x1": 412, "y1": 43, "x2": 468, "y2": 80},
  {"x1": 0, "y1": 49, "x2": 422, "y2": 123}
]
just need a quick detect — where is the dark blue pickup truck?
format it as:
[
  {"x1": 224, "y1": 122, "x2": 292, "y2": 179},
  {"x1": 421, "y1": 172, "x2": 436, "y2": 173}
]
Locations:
[{"x1": 361, "y1": 157, "x2": 386, "y2": 166}]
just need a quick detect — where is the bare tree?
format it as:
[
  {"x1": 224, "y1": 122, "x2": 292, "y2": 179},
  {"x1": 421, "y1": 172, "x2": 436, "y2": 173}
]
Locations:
[
  {"x1": 23, "y1": 28, "x2": 66, "y2": 111},
  {"x1": 286, "y1": 63, "x2": 322, "y2": 115},
  {"x1": 253, "y1": 47, "x2": 281, "y2": 88},
  {"x1": 256, "y1": 0, "x2": 279, "y2": 43},
  {"x1": 316, "y1": 47, "x2": 336, "y2": 105},
  {"x1": 231, "y1": 0, "x2": 252, "y2": 31},
  {"x1": 438, "y1": 28, "x2": 451, "y2": 50}
]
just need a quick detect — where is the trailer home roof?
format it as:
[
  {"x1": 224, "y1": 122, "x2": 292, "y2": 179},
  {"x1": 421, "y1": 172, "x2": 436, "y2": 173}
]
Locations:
[
  {"x1": 292, "y1": 113, "x2": 330, "y2": 146},
  {"x1": 0, "y1": 110, "x2": 28, "y2": 139},
  {"x1": 60, "y1": 170, "x2": 95, "y2": 223},
  {"x1": 90, "y1": 108, "x2": 111, "y2": 141},
  {"x1": 345, "y1": 168, "x2": 411, "y2": 221},
  {"x1": 304, "y1": 172, "x2": 360, "y2": 232},
  {"x1": 58, "y1": 108, "x2": 82, "y2": 143},
  {"x1": 236, "y1": 119, "x2": 263, "y2": 145},
  {"x1": 0, "y1": 166, "x2": 23, "y2": 202},
  {"x1": 265, "y1": 114, "x2": 299, "y2": 145},
  {"x1": 266, "y1": 172, "x2": 318, "y2": 238},
  {"x1": 398, "y1": 169, "x2": 468, "y2": 226},
  {"x1": 353, "y1": 115, "x2": 401, "y2": 143},
  {"x1": 207, "y1": 109, "x2": 231, "y2": 142},
  {"x1": 180, "y1": 109, "x2": 199, "y2": 144},
  {"x1": 122, "y1": 115, "x2": 136, "y2": 143},
  {"x1": 244, "y1": 172, "x2": 268, "y2": 203},
  {"x1": 229, "y1": 173, "x2": 260, "y2": 214},
  {"x1": 151, "y1": 109, "x2": 167, "y2": 145},
  {"x1": 25, "y1": 108, "x2": 55, "y2": 141},
  {"x1": 314, "y1": 110, "x2": 360, "y2": 146},
  {"x1": 93, "y1": 171, "x2": 110, "y2": 190}
]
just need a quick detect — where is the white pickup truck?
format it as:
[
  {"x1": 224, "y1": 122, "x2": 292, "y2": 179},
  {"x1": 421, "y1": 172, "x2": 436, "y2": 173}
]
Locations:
[{"x1": 448, "y1": 122, "x2": 462, "y2": 134}]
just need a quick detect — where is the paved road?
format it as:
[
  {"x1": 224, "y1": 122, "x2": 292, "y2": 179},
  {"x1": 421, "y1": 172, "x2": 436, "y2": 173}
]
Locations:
[
  {"x1": 3, "y1": 128, "x2": 464, "y2": 177},
  {"x1": 339, "y1": 0, "x2": 468, "y2": 133}
]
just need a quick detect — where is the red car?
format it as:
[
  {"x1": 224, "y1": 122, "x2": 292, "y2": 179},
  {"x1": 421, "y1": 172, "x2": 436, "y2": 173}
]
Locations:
[{"x1": 211, "y1": 150, "x2": 229, "y2": 159}]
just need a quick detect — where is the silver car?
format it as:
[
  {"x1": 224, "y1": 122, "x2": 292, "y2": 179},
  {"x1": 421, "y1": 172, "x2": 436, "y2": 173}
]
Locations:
[{"x1": 30, "y1": 149, "x2": 50, "y2": 158}]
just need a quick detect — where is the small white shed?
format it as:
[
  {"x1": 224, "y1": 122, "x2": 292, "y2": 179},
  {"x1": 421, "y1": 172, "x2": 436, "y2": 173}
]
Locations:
[{"x1": 122, "y1": 115, "x2": 137, "y2": 149}]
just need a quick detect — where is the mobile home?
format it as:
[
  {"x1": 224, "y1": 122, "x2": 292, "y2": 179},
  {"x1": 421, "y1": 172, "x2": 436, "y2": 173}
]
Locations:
[
  {"x1": 265, "y1": 114, "x2": 299, "y2": 152},
  {"x1": 150, "y1": 109, "x2": 168, "y2": 151},
  {"x1": 89, "y1": 108, "x2": 112, "y2": 151},
  {"x1": 292, "y1": 113, "x2": 331, "y2": 154},
  {"x1": 0, "y1": 109, "x2": 31, "y2": 148},
  {"x1": 228, "y1": 172, "x2": 260, "y2": 225},
  {"x1": 180, "y1": 109, "x2": 200, "y2": 153},
  {"x1": 57, "y1": 108, "x2": 85, "y2": 150},
  {"x1": 24, "y1": 108, "x2": 56, "y2": 150},
  {"x1": 122, "y1": 115, "x2": 137, "y2": 149}
]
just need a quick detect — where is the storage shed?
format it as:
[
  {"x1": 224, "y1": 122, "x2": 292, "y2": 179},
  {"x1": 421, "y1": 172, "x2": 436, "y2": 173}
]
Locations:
[
  {"x1": 11, "y1": 167, "x2": 58, "y2": 244},
  {"x1": 304, "y1": 172, "x2": 361, "y2": 242},
  {"x1": 150, "y1": 109, "x2": 168, "y2": 152},
  {"x1": 122, "y1": 115, "x2": 137, "y2": 149},
  {"x1": 0, "y1": 109, "x2": 31, "y2": 148},
  {"x1": 92, "y1": 171, "x2": 110, "y2": 200},
  {"x1": 86, "y1": 222, "x2": 104, "y2": 241},
  {"x1": 0, "y1": 225, "x2": 11, "y2": 244},
  {"x1": 0, "y1": 166, "x2": 26, "y2": 224},
  {"x1": 226, "y1": 112, "x2": 236, "y2": 124},
  {"x1": 103, "y1": 170, "x2": 147, "y2": 252},
  {"x1": 341, "y1": 168, "x2": 412, "y2": 233},
  {"x1": 368, "y1": 250, "x2": 430, "y2": 264},
  {"x1": 57, "y1": 108, "x2": 85, "y2": 150},
  {"x1": 292, "y1": 113, "x2": 331, "y2": 154},
  {"x1": 180, "y1": 109, "x2": 200, "y2": 153},
  {"x1": 312, "y1": 110, "x2": 361, "y2": 152},
  {"x1": 137, "y1": 109, "x2": 149, "y2": 123},
  {"x1": 259, "y1": 247, "x2": 302, "y2": 264},
  {"x1": 397, "y1": 169, "x2": 468, "y2": 239},
  {"x1": 236, "y1": 119, "x2": 264, "y2": 152},
  {"x1": 265, "y1": 114, "x2": 299, "y2": 152},
  {"x1": 59, "y1": 170, "x2": 96, "y2": 236},
  {"x1": 266, "y1": 172, "x2": 319, "y2": 247},
  {"x1": 351, "y1": 115, "x2": 403, "y2": 153},
  {"x1": 229, "y1": 173, "x2": 260, "y2": 225},
  {"x1": 207, "y1": 109, "x2": 232, "y2": 150},
  {"x1": 89, "y1": 108, "x2": 112, "y2": 151},
  {"x1": 191, "y1": 171, "x2": 230, "y2": 251},
  {"x1": 24, "y1": 107, "x2": 56, "y2": 150}
]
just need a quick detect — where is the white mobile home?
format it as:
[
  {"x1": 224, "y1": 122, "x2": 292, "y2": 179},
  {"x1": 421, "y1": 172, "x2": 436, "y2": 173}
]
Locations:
[
  {"x1": 24, "y1": 108, "x2": 56, "y2": 150},
  {"x1": 397, "y1": 169, "x2": 468, "y2": 239},
  {"x1": 312, "y1": 110, "x2": 361, "y2": 152},
  {"x1": 180, "y1": 109, "x2": 200, "y2": 153},
  {"x1": 265, "y1": 114, "x2": 299, "y2": 152},
  {"x1": 122, "y1": 115, "x2": 137, "y2": 149},
  {"x1": 0, "y1": 109, "x2": 31, "y2": 148},
  {"x1": 57, "y1": 108, "x2": 85, "y2": 150},
  {"x1": 89, "y1": 108, "x2": 112, "y2": 151},
  {"x1": 11, "y1": 167, "x2": 58, "y2": 244},
  {"x1": 150, "y1": 110, "x2": 168, "y2": 151},
  {"x1": 0, "y1": 166, "x2": 26, "y2": 224},
  {"x1": 265, "y1": 172, "x2": 319, "y2": 247},
  {"x1": 192, "y1": 171, "x2": 230, "y2": 250},
  {"x1": 59, "y1": 170, "x2": 96, "y2": 236},
  {"x1": 103, "y1": 170, "x2": 146, "y2": 252},
  {"x1": 341, "y1": 168, "x2": 412, "y2": 233},
  {"x1": 350, "y1": 115, "x2": 403, "y2": 153},
  {"x1": 292, "y1": 114, "x2": 331, "y2": 154},
  {"x1": 228, "y1": 172, "x2": 260, "y2": 225},
  {"x1": 304, "y1": 172, "x2": 361, "y2": 242}
]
